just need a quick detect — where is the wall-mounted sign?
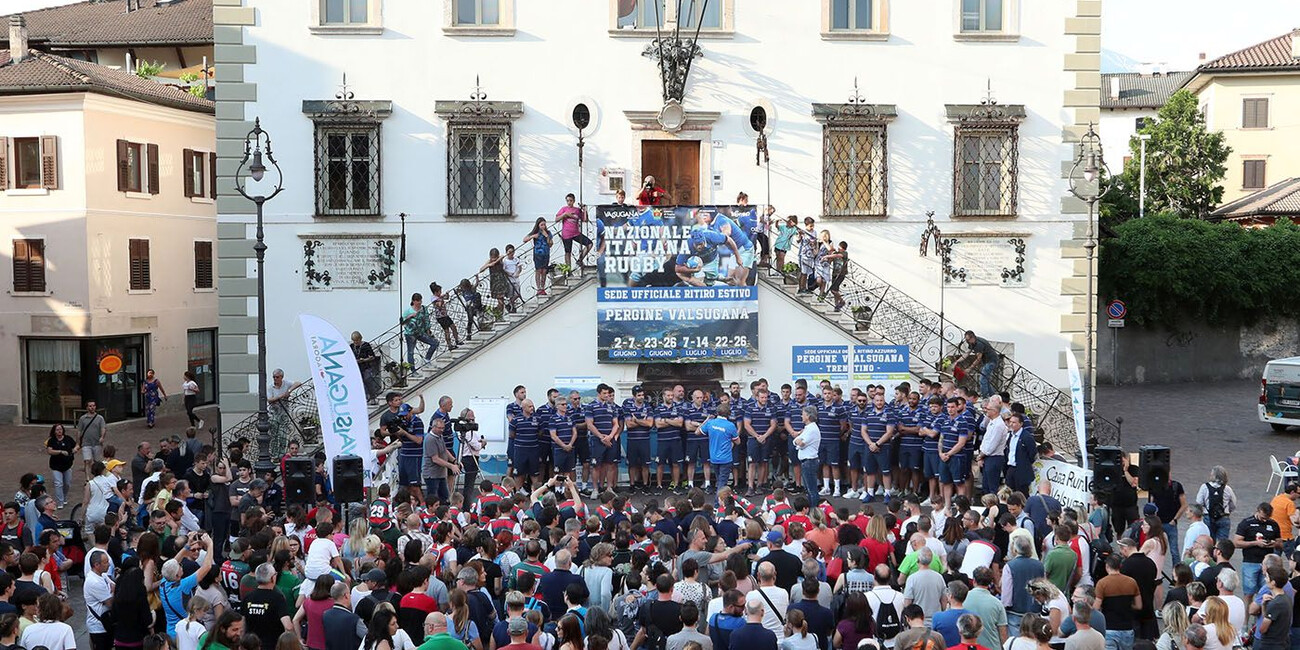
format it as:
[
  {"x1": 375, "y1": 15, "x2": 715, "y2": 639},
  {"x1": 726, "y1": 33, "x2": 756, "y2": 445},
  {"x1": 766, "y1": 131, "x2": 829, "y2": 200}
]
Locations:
[
  {"x1": 299, "y1": 235, "x2": 397, "y2": 291},
  {"x1": 944, "y1": 234, "x2": 1029, "y2": 288}
]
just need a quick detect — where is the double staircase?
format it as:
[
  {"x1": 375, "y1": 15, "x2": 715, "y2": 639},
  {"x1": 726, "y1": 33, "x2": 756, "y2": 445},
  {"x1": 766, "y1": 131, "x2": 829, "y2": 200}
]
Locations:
[{"x1": 221, "y1": 225, "x2": 1118, "y2": 461}]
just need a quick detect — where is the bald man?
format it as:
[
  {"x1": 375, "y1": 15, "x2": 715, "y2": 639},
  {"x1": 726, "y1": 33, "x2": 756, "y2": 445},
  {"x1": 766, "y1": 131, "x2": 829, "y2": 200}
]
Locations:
[{"x1": 419, "y1": 612, "x2": 469, "y2": 650}]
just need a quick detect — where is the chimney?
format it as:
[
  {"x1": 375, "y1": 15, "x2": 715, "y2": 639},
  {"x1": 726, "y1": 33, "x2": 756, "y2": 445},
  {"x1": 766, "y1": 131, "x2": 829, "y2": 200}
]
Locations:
[
  {"x1": 8, "y1": 15, "x2": 28, "y2": 63},
  {"x1": 1199, "y1": 52, "x2": 1207, "y2": 62},
  {"x1": 1292, "y1": 28, "x2": 1300, "y2": 60},
  {"x1": 1109, "y1": 77, "x2": 1120, "y2": 101}
]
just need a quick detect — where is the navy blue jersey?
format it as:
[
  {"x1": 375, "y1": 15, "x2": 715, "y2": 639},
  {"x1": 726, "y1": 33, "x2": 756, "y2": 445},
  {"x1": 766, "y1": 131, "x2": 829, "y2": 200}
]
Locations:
[
  {"x1": 785, "y1": 397, "x2": 811, "y2": 432},
  {"x1": 568, "y1": 405, "x2": 588, "y2": 438},
  {"x1": 917, "y1": 408, "x2": 943, "y2": 452},
  {"x1": 862, "y1": 405, "x2": 897, "y2": 443},
  {"x1": 654, "y1": 402, "x2": 684, "y2": 437},
  {"x1": 548, "y1": 413, "x2": 574, "y2": 448},
  {"x1": 933, "y1": 413, "x2": 972, "y2": 451},
  {"x1": 585, "y1": 399, "x2": 621, "y2": 437},
  {"x1": 745, "y1": 401, "x2": 777, "y2": 437},
  {"x1": 621, "y1": 399, "x2": 653, "y2": 441},
  {"x1": 815, "y1": 400, "x2": 848, "y2": 442},
  {"x1": 684, "y1": 403, "x2": 710, "y2": 437},
  {"x1": 848, "y1": 405, "x2": 871, "y2": 448},
  {"x1": 507, "y1": 401, "x2": 524, "y2": 422},
  {"x1": 431, "y1": 409, "x2": 455, "y2": 450},
  {"x1": 896, "y1": 405, "x2": 923, "y2": 449},
  {"x1": 536, "y1": 402, "x2": 556, "y2": 422},
  {"x1": 398, "y1": 414, "x2": 425, "y2": 458},
  {"x1": 510, "y1": 415, "x2": 542, "y2": 450}
]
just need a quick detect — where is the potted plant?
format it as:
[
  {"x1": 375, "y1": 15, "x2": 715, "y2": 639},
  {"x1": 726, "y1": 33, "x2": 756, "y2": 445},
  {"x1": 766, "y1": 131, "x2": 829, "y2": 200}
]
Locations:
[
  {"x1": 551, "y1": 263, "x2": 573, "y2": 285},
  {"x1": 477, "y1": 311, "x2": 496, "y2": 331},
  {"x1": 781, "y1": 262, "x2": 800, "y2": 285},
  {"x1": 486, "y1": 306, "x2": 505, "y2": 322},
  {"x1": 384, "y1": 360, "x2": 409, "y2": 388},
  {"x1": 851, "y1": 305, "x2": 872, "y2": 331},
  {"x1": 297, "y1": 414, "x2": 320, "y2": 444}
]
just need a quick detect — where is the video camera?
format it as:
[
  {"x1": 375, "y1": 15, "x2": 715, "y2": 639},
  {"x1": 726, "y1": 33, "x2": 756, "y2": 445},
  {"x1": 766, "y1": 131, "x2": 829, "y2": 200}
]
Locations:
[{"x1": 452, "y1": 417, "x2": 478, "y2": 443}]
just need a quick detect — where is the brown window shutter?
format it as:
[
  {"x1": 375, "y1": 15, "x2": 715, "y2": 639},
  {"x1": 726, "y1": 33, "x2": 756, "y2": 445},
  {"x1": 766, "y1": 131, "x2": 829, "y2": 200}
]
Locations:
[
  {"x1": 0, "y1": 136, "x2": 8, "y2": 189},
  {"x1": 146, "y1": 143, "x2": 160, "y2": 194},
  {"x1": 194, "y1": 241, "x2": 213, "y2": 289},
  {"x1": 129, "y1": 238, "x2": 151, "y2": 290},
  {"x1": 29, "y1": 239, "x2": 45, "y2": 292},
  {"x1": 12, "y1": 240, "x2": 28, "y2": 292},
  {"x1": 39, "y1": 136, "x2": 58, "y2": 190},
  {"x1": 183, "y1": 148, "x2": 195, "y2": 197},
  {"x1": 116, "y1": 139, "x2": 129, "y2": 191},
  {"x1": 1259, "y1": 99, "x2": 1269, "y2": 128},
  {"x1": 209, "y1": 152, "x2": 217, "y2": 199}
]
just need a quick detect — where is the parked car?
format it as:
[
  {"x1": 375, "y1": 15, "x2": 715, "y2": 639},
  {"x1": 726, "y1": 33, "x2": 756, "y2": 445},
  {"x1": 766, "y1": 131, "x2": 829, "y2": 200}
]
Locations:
[{"x1": 1261, "y1": 356, "x2": 1300, "y2": 432}]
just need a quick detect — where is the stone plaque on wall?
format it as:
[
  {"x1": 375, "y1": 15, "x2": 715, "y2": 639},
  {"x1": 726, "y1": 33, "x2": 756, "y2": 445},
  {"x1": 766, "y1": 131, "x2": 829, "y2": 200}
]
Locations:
[
  {"x1": 299, "y1": 234, "x2": 397, "y2": 291},
  {"x1": 944, "y1": 234, "x2": 1028, "y2": 288}
]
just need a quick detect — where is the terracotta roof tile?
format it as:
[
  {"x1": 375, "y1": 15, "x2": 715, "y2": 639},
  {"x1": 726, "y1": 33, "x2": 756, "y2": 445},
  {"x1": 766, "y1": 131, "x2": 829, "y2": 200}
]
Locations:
[
  {"x1": 0, "y1": 49, "x2": 214, "y2": 113},
  {"x1": 0, "y1": 0, "x2": 212, "y2": 48},
  {"x1": 1210, "y1": 178, "x2": 1300, "y2": 223},
  {"x1": 1199, "y1": 30, "x2": 1300, "y2": 73}
]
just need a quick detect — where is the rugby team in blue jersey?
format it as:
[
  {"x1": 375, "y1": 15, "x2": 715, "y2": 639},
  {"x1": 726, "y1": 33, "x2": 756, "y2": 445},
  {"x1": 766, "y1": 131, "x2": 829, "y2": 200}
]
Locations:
[{"x1": 503, "y1": 376, "x2": 1034, "y2": 511}]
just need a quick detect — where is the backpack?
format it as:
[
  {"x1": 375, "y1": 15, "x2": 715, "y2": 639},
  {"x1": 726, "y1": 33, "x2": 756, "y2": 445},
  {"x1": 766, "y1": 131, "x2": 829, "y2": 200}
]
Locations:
[
  {"x1": 640, "y1": 600, "x2": 668, "y2": 650},
  {"x1": 872, "y1": 591, "x2": 903, "y2": 641},
  {"x1": 1089, "y1": 536, "x2": 1112, "y2": 582},
  {"x1": 615, "y1": 590, "x2": 645, "y2": 642},
  {"x1": 1205, "y1": 483, "x2": 1227, "y2": 520}
]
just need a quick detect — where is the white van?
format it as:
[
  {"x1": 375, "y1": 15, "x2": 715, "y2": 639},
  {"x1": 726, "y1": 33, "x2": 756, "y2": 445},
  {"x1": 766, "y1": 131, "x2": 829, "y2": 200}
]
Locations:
[{"x1": 1261, "y1": 357, "x2": 1300, "y2": 431}]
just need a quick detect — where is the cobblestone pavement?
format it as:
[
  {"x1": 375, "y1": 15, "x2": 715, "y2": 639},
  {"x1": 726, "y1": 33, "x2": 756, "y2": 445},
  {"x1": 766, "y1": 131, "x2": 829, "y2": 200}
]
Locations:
[{"x1": 0, "y1": 379, "x2": 1288, "y2": 641}]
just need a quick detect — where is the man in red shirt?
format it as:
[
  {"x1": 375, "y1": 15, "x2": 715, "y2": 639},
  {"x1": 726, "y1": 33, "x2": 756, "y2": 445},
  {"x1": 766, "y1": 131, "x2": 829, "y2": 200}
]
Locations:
[{"x1": 636, "y1": 176, "x2": 667, "y2": 205}]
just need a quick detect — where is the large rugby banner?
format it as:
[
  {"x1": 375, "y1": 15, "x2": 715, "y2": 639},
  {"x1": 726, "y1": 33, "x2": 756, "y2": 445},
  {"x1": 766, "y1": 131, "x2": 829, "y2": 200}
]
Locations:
[{"x1": 596, "y1": 205, "x2": 760, "y2": 363}]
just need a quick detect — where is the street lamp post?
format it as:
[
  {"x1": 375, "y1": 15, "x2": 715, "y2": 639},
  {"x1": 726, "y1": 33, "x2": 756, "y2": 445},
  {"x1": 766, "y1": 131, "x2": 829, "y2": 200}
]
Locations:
[
  {"x1": 234, "y1": 118, "x2": 285, "y2": 476},
  {"x1": 1067, "y1": 123, "x2": 1111, "y2": 419},
  {"x1": 1138, "y1": 133, "x2": 1151, "y2": 218}
]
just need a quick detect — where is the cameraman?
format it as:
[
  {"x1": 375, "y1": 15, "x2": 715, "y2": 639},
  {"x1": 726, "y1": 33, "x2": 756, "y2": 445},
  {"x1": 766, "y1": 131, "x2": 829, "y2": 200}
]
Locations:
[
  {"x1": 457, "y1": 408, "x2": 485, "y2": 502},
  {"x1": 637, "y1": 175, "x2": 667, "y2": 206}
]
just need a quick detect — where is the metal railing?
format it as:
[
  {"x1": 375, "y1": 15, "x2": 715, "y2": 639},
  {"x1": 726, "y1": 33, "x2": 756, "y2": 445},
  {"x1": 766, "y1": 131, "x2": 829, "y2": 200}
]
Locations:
[
  {"x1": 765, "y1": 248, "x2": 1120, "y2": 456},
  {"x1": 221, "y1": 222, "x2": 575, "y2": 454}
]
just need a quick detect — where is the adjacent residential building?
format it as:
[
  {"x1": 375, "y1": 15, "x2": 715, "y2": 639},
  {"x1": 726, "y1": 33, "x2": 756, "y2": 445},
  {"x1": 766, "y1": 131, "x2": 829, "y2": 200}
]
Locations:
[
  {"x1": 1185, "y1": 29, "x2": 1300, "y2": 204},
  {"x1": 0, "y1": 0, "x2": 212, "y2": 71},
  {"x1": 1098, "y1": 69, "x2": 1191, "y2": 170},
  {"x1": 0, "y1": 20, "x2": 216, "y2": 424},
  {"x1": 1209, "y1": 177, "x2": 1300, "y2": 227},
  {"x1": 214, "y1": 0, "x2": 1102, "y2": 426}
]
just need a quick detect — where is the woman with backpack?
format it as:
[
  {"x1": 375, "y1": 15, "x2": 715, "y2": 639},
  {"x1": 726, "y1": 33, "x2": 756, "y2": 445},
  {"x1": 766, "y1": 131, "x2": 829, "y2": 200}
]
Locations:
[{"x1": 1195, "y1": 466, "x2": 1237, "y2": 542}]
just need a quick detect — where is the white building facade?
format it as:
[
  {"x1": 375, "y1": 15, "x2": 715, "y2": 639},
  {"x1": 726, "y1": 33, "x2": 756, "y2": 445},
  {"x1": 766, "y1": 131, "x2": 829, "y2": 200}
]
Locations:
[{"x1": 214, "y1": 0, "x2": 1102, "y2": 425}]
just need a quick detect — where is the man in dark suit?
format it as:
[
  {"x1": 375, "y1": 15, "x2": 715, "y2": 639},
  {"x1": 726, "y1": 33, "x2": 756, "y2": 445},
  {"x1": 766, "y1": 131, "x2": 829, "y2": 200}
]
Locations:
[
  {"x1": 1004, "y1": 413, "x2": 1037, "y2": 495},
  {"x1": 537, "y1": 549, "x2": 584, "y2": 621},
  {"x1": 321, "y1": 581, "x2": 363, "y2": 650}
]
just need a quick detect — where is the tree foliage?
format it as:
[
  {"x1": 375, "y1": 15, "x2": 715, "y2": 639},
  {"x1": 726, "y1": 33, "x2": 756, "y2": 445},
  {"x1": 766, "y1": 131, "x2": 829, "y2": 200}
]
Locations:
[
  {"x1": 134, "y1": 60, "x2": 166, "y2": 78},
  {"x1": 1102, "y1": 90, "x2": 1231, "y2": 225},
  {"x1": 1099, "y1": 214, "x2": 1300, "y2": 328}
]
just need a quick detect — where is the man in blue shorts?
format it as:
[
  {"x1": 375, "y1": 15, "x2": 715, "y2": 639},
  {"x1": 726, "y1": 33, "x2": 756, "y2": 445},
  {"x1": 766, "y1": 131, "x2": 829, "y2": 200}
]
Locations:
[
  {"x1": 895, "y1": 391, "x2": 925, "y2": 498},
  {"x1": 566, "y1": 391, "x2": 592, "y2": 492},
  {"x1": 506, "y1": 385, "x2": 527, "y2": 480},
  {"x1": 684, "y1": 389, "x2": 712, "y2": 490},
  {"x1": 584, "y1": 384, "x2": 622, "y2": 497},
  {"x1": 380, "y1": 393, "x2": 427, "y2": 505},
  {"x1": 655, "y1": 388, "x2": 685, "y2": 491},
  {"x1": 508, "y1": 399, "x2": 542, "y2": 491},
  {"x1": 782, "y1": 383, "x2": 812, "y2": 491},
  {"x1": 548, "y1": 398, "x2": 578, "y2": 482},
  {"x1": 702, "y1": 405, "x2": 740, "y2": 491},
  {"x1": 815, "y1": 386, "x2": 849, "y2": 498},
  {"x1": 844, "y1": 391, "x2": 871, "y2": 500},
  {"x1": 744, "y1": 387, "x2": 778, "y2": 496},
  {"x1": 934, "y1": 397, "x2": 972, "y2": 512},
  {"x1": 859, "y1": 392, "x2": 898, "y2": 503},
  {"x1": 621, "y1": 386, "x2": 654, "y2": 494},
  {"x1": 918, "y1": 396, "x2": 945, "y2": 507}
]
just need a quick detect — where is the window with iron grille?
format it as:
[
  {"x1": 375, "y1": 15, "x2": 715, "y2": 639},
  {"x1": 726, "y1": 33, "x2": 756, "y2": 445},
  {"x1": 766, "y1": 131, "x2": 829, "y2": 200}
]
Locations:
[
  {"x1": 314, "y1": 124, "x2": 381, "y2": 217},
  {"x1": 12, "y1": 239, "x2": 45, "y2": 293},
  {"x1": 194, "y1": 241, "x2": 213, "y2": 289},
  {"x1": 953, "y1": 127, "x2": 1018, "y2": 217},
  {"x1": 448, "y1": 123, "x2": 512, "y2": 217},
  {"x1": 823, "y1": 125, "x2": 887, "y2": 217},
  {"x1": 129, "y1": 238, "x2": 151, "y2": 291}
]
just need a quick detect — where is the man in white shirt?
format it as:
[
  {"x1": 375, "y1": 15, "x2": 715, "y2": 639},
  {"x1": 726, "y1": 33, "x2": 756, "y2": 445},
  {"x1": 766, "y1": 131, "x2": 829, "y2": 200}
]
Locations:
[
  {"x1": 84, "y1": 549, "x2": 115, "y2": 650},
  {"x1": 793, "y1": 405, "x2": 821, "y2": 508},
  {"x1": 1216, "y1": 568, "x2": 1247, "y2": 631},
  {"x1": 747, "y1": 561, "x2": 789, "y2": 634},
  {"x1": 866, "y1": 565, "x2": 906, "y2": 649},
  {"x1": 977, "y1": 400, "x2": 1009, "y2": 497}
]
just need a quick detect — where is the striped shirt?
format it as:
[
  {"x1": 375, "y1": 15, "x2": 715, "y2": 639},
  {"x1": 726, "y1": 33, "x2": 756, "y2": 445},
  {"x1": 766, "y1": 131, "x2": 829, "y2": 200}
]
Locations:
[
  {"x1": 815, "y1": 400, "x2": 848, "y2": 442},
  {"x1": 654, "y1": 402, "x2": 683, "y2": 438},
  {"x1": 510, "y1": 415, "x2": 542, "y2": 450},
  {"x1": 548, "y1": 413, "x2": 574, "y2": 448},
  {"x1": 918, "y1": 408, "x2": 943, "y2": 452},
  {"x1": 862, "y1": 405, "x2": 896, "y2": 444},
  {"x1": 848, "y1": 405, "x2": 871, "y2": 448},
  {"x1": 621, "y1": 399, "x2": 653, "y2": 441},
  {"x1": 896, "y1": 404, "x2": 923, "y2": 449},
  {"x1": 744, "y1": 402, "x2": 777, "y2": 437},
  {"x1": 585, "y1": 399, "x2": 621, "y2": 437}
]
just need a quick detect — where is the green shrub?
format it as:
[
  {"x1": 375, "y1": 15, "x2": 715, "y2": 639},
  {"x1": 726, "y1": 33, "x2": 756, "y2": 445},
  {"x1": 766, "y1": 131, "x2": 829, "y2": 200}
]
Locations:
[{"x1": 1099, "y1": 214, "x2": 1300, "y2": 327}]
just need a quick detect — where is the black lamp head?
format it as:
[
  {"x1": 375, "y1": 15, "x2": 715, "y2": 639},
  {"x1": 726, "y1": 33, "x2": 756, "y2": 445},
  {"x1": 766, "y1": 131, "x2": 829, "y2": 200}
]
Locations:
[
  {"x1": 749, "y1": 106, "x2": 768, "y2": 133},
  {"x1": 572, "y1": 103, "x2": 591, "y2": 131}
]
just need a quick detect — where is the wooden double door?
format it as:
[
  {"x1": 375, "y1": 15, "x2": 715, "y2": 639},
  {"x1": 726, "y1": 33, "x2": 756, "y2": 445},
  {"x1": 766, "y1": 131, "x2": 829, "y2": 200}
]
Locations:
[{"x1": 641, "y1": 140, "x2": 700, "y2": 205}]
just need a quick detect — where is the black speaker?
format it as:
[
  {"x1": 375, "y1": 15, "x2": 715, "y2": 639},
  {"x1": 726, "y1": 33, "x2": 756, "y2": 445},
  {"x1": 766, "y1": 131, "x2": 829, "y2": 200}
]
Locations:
[
  {"x1": 333, "y1": 455, "x2": 365, "y2": 504},
  {"x1": 1094, "y1": 446, "x2": 1125, "y2": 492},
  {"x1": 284, "y1": 457, "x2": 314, "y2": 504},
  {"x1": 1139, "y1": 445, "x2": 1171, "y2": 491}
]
